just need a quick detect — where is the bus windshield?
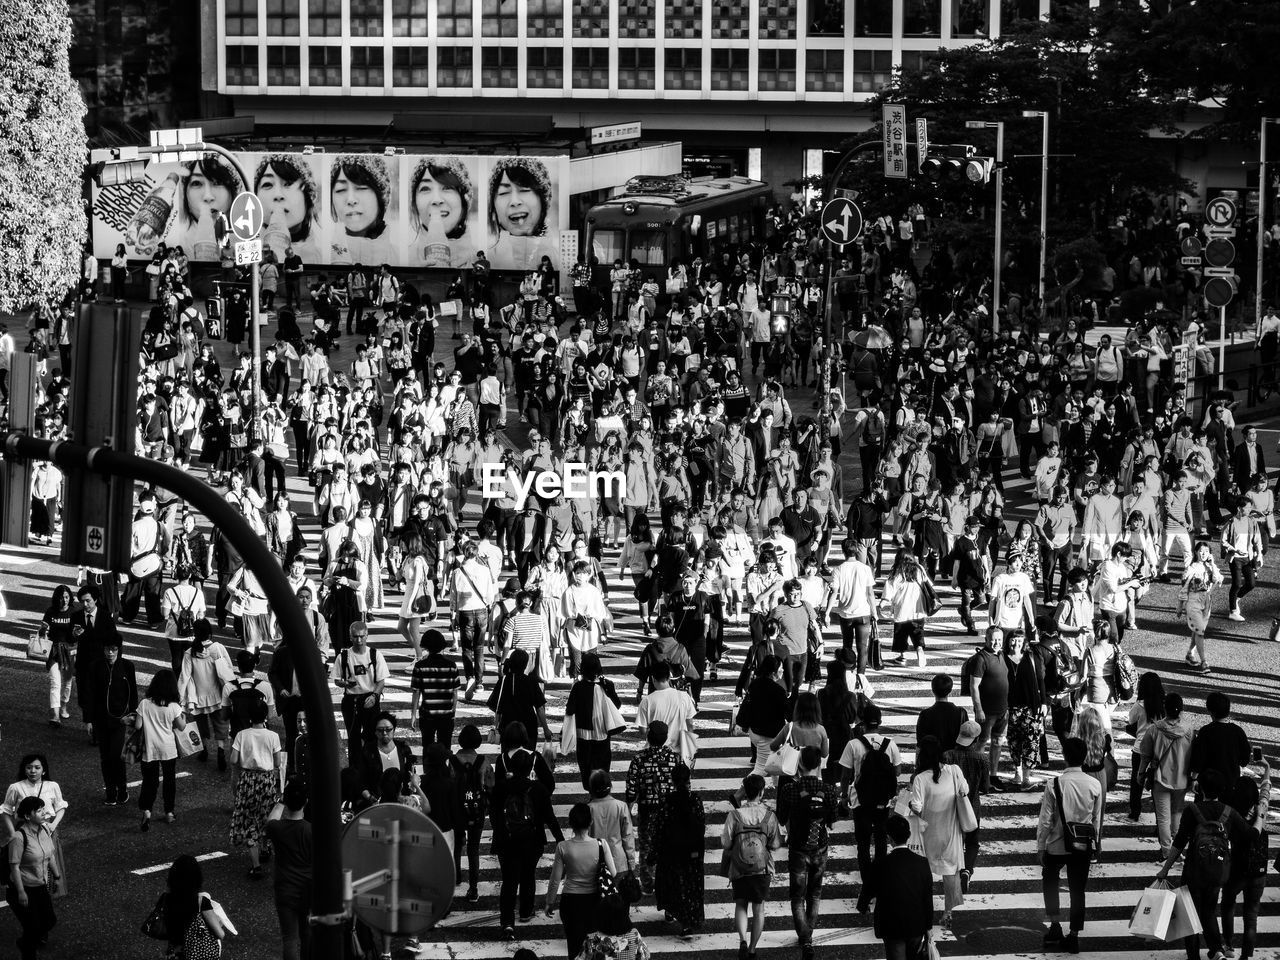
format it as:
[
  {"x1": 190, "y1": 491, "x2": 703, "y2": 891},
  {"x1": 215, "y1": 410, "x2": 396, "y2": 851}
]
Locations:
[
  {"x1": 591, "y1": 229, "x2": 625, "y2": 264},
  {"x1": 629, "y1": 229, "x2": 666, "y2": 266}
]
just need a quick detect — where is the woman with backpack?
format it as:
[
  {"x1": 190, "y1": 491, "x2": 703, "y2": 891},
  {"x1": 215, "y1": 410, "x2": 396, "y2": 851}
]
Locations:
[
  {"x1": 1125, "y1": 672, "x2": 1166, "y2": 821},
  {"x1": 493, "y1": 749, "x2": 563, "y2": 939},
  {"x1": 721, "y1": 773, "x2": 782, "y2": 960},
  {"x1": 654, "y1": 763, "x2": 706, "y2": 938},
  {"x1": 161, "y1": 566, "x2": 206, "y2": 675},
  {"x1": 451, "y1": 724, "x2": 494, "y2": 904},
  {"x1": 1136, "y1": 692, "x2": 1194, "y2": 859},
  {"x1": 546, "y1": 802, "x2": 616, "y2": 959},
  {"x1": 907, "y1": 735, "x2": 970, "y2": 931},
  {"x1": 159, "y1": 854, "x2": 227, "y2": 960}
]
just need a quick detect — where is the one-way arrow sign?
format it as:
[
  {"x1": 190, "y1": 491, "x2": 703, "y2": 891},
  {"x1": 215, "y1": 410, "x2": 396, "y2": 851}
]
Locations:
[
  {"x1": 820, "y1": 197, "x2": 863, "y2": 247},
  {"x1": 229, "y1": 191, "x2": 264, "y2": 242}
]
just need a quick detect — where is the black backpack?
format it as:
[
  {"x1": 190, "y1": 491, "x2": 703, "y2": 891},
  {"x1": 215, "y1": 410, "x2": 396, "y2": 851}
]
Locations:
[
  {"x1": 1188, "y1": 805, "x2": 1232, "y2": 885},
  {"x1": 504, "y1": 785, "x2": 538, "y2": 840},
  {"x1": 854, "y1": 735, "x2": 896, "y2": 808},
  {"x1": 790, "y1": 782, "x2": 831, "y2": 851},
  {"x1": 174, "y1": 592, "x2": 197, "y2": 639},
  {"x1": 454, "y1": 755, "x2": 488, "y2": 830},
  {"x1": 227, "y1": 678, "x2": 268, "y2": 735}
]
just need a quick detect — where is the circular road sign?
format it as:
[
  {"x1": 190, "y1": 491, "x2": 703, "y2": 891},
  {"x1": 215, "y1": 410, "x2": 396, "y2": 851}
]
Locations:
[
  {"x1": 1179, "y1": 236, "x2": 1203, "y2": 258},
  {"x1": 229, "y1": 191, "x2": 264, "y2": 242},
  {"x1": 1205, "y1": 196, "x2": 1238, "y2": 228},
  {"x1": 342, "y1": 803, "x2": 455, "y2": 935},
  {"x1": 1204, "y1": 275, "x2": 1236, "y2": 308},
  {"x1": 1203, "y1": 237, "x2": 1235, "y2": 269},
  {"x1": 820, "y1": 197, "x2": 864, "y2": 247}
]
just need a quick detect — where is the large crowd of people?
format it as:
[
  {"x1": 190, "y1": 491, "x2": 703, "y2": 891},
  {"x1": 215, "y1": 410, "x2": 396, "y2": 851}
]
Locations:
[{"x1": 0, "y1": 188, "x2": 1276, "y2": 960}]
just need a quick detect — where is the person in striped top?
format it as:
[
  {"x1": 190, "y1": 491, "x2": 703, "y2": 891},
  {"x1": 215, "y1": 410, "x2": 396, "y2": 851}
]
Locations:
[
  {"x1": 502, "y1": 590, "x2": 553, "y2": 681},
  {"x1": 409, "y1": 628, "x2": 460, "y2": 748}
]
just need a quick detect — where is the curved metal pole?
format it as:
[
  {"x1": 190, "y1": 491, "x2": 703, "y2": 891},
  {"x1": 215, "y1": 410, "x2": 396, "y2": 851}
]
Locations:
[{"x1": 2, "y1": 432, "x2": 345, "y2": 960}]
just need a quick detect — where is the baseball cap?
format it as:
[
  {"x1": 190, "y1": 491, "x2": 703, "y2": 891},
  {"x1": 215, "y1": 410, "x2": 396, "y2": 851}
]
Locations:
[{"x1": 955, "y1": 721, "x2": 982, "y2": 748}]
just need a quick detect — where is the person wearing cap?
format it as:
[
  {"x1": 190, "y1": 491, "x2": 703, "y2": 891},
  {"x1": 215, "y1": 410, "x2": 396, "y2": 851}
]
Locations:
[
  {"x1": 943, "y1": 719, "x2": 990, "y2": 892},
  {"x1": 87, "y1": 630, "x2": 138, "y2": 805},
  {"x1": 122, "y1": 495, "x2": 169, "y2": 628},
  {"x1": 409, "y1": 628, "x2": 460, "y2": 748}
]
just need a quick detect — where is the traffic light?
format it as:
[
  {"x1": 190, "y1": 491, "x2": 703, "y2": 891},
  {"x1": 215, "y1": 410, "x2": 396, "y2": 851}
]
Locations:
[{"x1": 919, "y1": 144, "x2": 994, "y2": 185}]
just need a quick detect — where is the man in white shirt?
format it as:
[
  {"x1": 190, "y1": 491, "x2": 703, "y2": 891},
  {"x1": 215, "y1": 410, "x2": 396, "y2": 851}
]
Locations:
[
  {"x1": 837, "y1": 703, "x2": 902, "y2": 912},
  {"x1": 636, "y1": 667, "x2": 697, "y2": 764},
  {"x1": 988, "y1": 554, "x2": 1036, "y2": 635},
  {"x1": 451, "y1": 540, "x2": 497, "y2": 700},
  {"x1": 761, "y1": 518, "x2": 799, "y2": 580},
  {"x1": 823, "y1": 538, "x2": 877, "y2": 675},
  {"x1": 334, "y1": 622, "x2": 387, "y2": 761}
]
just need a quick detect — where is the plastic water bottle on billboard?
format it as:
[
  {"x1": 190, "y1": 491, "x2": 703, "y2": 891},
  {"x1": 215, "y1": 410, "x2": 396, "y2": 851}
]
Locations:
[
  {"x1": 124, "y1": 173, "x2": 180, "y2": 257},
  {"x1": 262, "y1": 206, "x2": 291, "y2": 262},
  {"x1": 421, "y1": 212, "x2": 451, "y2": 268}
]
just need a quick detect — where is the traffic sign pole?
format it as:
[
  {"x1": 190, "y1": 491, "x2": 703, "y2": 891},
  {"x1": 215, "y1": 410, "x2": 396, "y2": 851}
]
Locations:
[{"x1": 232, "y1": 191, "x2": 265, "y2": 443}]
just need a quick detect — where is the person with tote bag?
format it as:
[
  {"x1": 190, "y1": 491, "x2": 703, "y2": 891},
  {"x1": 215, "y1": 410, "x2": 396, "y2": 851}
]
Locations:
[
  {"x1": 134, "y1": 669, "x2": 188, "y2": 832},
  {"x1": 908, "y1": 735, "x2": 973, "y2": 932}
]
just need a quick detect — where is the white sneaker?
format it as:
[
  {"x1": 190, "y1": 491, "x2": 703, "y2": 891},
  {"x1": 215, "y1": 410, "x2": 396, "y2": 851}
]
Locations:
[{"x1": 1229, "y1": 608, "x2": 1245, "y2": 622}]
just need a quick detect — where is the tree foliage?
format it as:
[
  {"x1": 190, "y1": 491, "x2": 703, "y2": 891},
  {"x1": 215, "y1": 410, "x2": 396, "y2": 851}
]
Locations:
[{"x1": 0, "y1": 0, "x2": 87, "y2": 313}]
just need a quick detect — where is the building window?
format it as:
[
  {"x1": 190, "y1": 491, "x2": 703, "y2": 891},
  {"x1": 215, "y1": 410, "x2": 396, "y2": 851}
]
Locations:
[
  {"x1": 351, "y1": 0, "x2": 385, "y2": 36},
  {"x1": 618, "y1": 0, "x2": 655, "y2": 37},
  {"x1": 805, "y1": 48, "x2": 842, "y2": 92},
  {"x1": 226, "y1": 45, "x2": 259, "y2": 84},
  {"x1": 225, "y1": 0, "x2": 258, "y2": 35},
  {"x1": 665, "y1": 0, "x2": 701, "y2": 37},
  {"x1": 903, "y1": 0, "x2": 940, "y2": 35},
  {"x1": 392, "y1": 46, "x2": 430, "y2": 85},
  {"x1": 573, "y1": 0, "x2": 609, "y2": 37},
  {"x1": 710, "y1": 0, "x2": 748, "y2": 37},
  {"x1": 392, "y1": 0, "x2": 428, "y2": 35},
  {"x1": 267, "y1": 45, "x2": 301, "y2": 84},
  {"x1": 759, "y1": 0, "x2": 796, "y2": 38},
  {"x1": 952, "y1": 0, "x2": 989, "y2": 34},
  {"x1": 571, "y1": 47, "x2": 609, "y2": 87},
  {"x1": 710, "y1": 48, "x2": 747, "y2": 90},
  {"x1": 480, "y1": 0, "x2": 518, "y2": 36},
  {"x1": 309, "y1": 45, "x2": 342, "y2": 84},
  {"x1": 618, "y1": 47, "x2": 654, "y2": 88},
  {"x1": 898, "y1": 50, "x2": 937, "y2": 74},
  {"x1": 481, "y1": 46, "x2": 518, "y2": 85},
  {"x1": 1003, "y1": 0, "x2": 1041, "y2": 19},
  {"x1": 350, "y1": 46, "x2": 384, "y2": 85},
  {"x1": 852, "y1": 48, "x2": 890, "y2": 91},
  {"x1": 854, "y1": 0, "x2": 891, "y2": 34},
  {"x1": 527, "y1": 46, "x2": 564, "y2": 87},
  {"x1": 757, "y1": 48, "x2": 795, "y2": 91},
  {"x1": 527, "y1": 0, "x2": 563, "y2": 36},
  {"x1": 437, "y1": 0, "x2": 473, "y2": 35},
  {"x1": 437, "y1": 46, "x2": 473, "y2": 85},
  {"x1": 265, "y1": 0, "x2": 299, "y2": 34},
  {"x1": 810, "y1": 0, "x2": 844, "y2": 34},
  {"x1": 664, "y1": 47, "x2": 701, "y2": 89},
  {"x1": 308, "y1": 0, "x2": 341, "y2": 35}
]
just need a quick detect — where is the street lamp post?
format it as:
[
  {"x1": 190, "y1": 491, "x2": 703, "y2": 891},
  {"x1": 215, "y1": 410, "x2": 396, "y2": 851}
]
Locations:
[
  {"x1": 966, "y1": 120, "x2": 1006, "y2": 331},
  {"x1": 1257, "y1": 117, "x2": 1276, "y2": 336},
  {"x1": 1022, "y1": 110, "x2": 1050, "y2": 320}
]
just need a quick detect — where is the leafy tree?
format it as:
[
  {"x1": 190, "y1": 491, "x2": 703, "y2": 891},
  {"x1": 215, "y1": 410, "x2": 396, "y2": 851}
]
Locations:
[
  {"x1": 0, "y1": 0, "x2": 87, "y2": 313},
  {"x1": 818, "y1": 8, "x2": 1186, "y2": 292}
]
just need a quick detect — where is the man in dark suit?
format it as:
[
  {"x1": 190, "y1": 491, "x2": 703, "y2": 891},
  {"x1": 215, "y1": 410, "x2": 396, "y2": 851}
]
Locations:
[
  {"x1": 747, "y1": 408, "x2": 779, "y2": 478},
  {"x1": 358, "y1": 711, "x2": 417, "y2": 798},
  {"x1": 75, "y1": 584, "x2": 122, "y2": 738},
  {"x1": 260, "y1": 344, "x2": 290, "y2": 403},
  {"x1": 870, "y1": 814, "x2": 934, "y2": 960},
  {"x1": 87, "y1": 635, "x2": 138, "y2": 805},
  {"x1": 1231, "y1": 424, "x2": 1265, "y2": 487}
]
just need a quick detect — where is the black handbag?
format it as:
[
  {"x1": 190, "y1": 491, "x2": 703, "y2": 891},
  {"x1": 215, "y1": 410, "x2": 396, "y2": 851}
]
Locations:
[
  {"x1": 1054, "y1": 778, "x2": 1097, "y2": 857},
  {"x1": 616, "y1": 869, "x2": 643, "y2": 905},
  {"x1": 141, "y1": 893, "x2": 169, "y2": 939},
  {"x1": 597, "y1": 841, "x2": 625, "y2": 914}
]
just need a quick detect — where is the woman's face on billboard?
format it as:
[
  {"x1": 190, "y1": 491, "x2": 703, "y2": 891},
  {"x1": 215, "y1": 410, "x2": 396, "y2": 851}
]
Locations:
[
  {"x1": 185, "y1": 168, "x2": 232, "y2": 220},
  {"x1": 415, "y1": 171, "x2": 463, "y2": 235},
  {"x1": 257, "y1": 166, "x2": 308, "y2": 230},
  {"x1": 333, "y1": 171, "x2": 379, "y2": 234},
  {"x1": 494, "y1": 172, "x2": 542, "y2": 237}
]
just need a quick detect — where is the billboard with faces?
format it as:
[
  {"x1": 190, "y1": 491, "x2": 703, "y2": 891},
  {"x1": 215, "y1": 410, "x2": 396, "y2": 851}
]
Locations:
[{"x1": 91, "y1": 150, "x2": 569, "y2": 273}]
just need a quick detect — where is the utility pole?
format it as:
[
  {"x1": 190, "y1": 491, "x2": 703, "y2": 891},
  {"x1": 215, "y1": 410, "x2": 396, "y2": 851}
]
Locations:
[
  {"x1": 966, "y1": 120, "x2": 1006, "y2": 331},
  {"x1": 1257, "y1": 117, "x2": 1275, "y2": 332}
]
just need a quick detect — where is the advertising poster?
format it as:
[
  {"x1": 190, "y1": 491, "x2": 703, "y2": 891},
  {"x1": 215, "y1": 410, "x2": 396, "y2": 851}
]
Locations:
[
  {"x1": 324, "y1": 153, "x2": 402, "y2": 267},
  {"x1": 403, "y1": 155, "x2": 484, "y2": 270},
  {"x1": 91, "y1": 150, "x2": 570, "y2": 272}
]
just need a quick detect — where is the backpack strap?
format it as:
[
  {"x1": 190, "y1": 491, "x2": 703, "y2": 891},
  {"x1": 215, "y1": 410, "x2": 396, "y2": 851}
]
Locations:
[{"x1": 878, "y1": 738, "x2": 891, "y2": 754}]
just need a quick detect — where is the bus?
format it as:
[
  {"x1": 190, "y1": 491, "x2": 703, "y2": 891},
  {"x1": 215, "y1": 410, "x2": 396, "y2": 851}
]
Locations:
[{"x1": 584, "y1": 175, "x2": 773, "y2": 284}]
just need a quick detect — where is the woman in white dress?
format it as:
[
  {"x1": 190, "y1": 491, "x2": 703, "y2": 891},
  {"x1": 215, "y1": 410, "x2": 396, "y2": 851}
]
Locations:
[
  {"x1": 908, "y1": 734, "x2": 970, "y2": 931},
  {"x1": 227, "y1": 563, "x2": 273, "y2": 654},
  {"x1": 396, "y1": 533, "x2": 435, "y2": 659},
  {"x1": 347, "y1": 499, "x2": 385, "y2": 612}
]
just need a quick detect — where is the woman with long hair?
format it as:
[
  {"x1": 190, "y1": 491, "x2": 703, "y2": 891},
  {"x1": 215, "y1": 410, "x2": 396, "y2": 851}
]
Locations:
[
  {"x1": 767, "y1": 690, "x2": 829, "y2": 788},
  {"x1": 1007, "y1": 519, "x2": 1043, "y2": 588},
  {"x1": 346, "y1": 498, "x2": 385, "y2": 612},
  {"x1": 563, "y1": 652, "x2": 624, "y2": 790},
  {"x1": 1072, "y1": 704, "x2": 1114, "y2": 817},
  {"x1": 177, "y1": 619, "x2": 233, "y2": 769},
  {"x1": 722, "y1": 773, "x2": 782, "y2": 958},
  {"x1": 817, "y1": 659, "x2": 858, "y2": 786},
  {"x1": 136, "y1": 668, "x2": 187, "y2": 831},
  {"x1": 322, "y1": 538, "x2": 368, "y2": 653},
  {"x1": 546, "y1": 802, "x2": 615, "y2": 959},
  {"x1": 1177, "y1": 540, "x2": 1223, "y2": 674},
  {"x1": 1003, "y1": 630, "x2": 1047, "y2": 788},
  {"x1": 880, "y1": 550, "x2": 930, "y2": 668},
  {"x1": 1125, "y1": 672, "x2": 1165, "y2": 821},
  {"x1": 37, "y1": 585, "x2": 84, "y2": 726},
  {"x1": 908, "y1": 735, "x2": 968, "y2": 930},
  {"x1": 654, "y1": 763, "x2": 706, "y2": 938},
  {"x1": 161, "y1": 854, "x2": 227, "y2": 959},
  {"x1": 487, "y1": 649, "x2": 553, "y2": 745}
]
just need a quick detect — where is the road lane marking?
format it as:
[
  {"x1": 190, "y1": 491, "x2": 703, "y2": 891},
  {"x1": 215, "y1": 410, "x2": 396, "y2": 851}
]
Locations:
[{"x1": 132, "y1": 851, "x2": 228, "y2": 876}]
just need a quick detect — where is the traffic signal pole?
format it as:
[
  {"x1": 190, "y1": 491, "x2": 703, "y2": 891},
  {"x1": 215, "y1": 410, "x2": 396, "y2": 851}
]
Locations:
[{"x1": 0, "y1": 431, "x2": 346, "y2": 960}]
